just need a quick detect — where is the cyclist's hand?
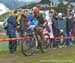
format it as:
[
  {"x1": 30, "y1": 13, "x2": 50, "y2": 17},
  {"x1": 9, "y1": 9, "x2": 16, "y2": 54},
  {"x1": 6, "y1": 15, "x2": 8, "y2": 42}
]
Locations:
[
  {"x1": 28, "y1": 21, "x2": 31, "y2": 25},
  {"x1": 60, "y1": 29, "x2": 64, "y2": 33},
  {"x1": 43, "y1": 22, "x2": 47, "y2": 27},
  {"x1": 29, "y1": 25, "x2": 35, "y2": 30}
]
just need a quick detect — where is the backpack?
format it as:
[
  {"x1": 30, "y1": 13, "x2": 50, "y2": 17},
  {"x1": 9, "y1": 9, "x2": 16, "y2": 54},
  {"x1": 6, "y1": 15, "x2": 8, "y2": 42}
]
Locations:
[{"x1": 3, "y1": 17, "x2": 9, "y2": 29}]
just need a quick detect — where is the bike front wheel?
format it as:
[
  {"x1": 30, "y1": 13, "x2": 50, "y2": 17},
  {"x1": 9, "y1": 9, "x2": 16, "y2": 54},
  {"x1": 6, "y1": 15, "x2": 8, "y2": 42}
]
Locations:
[{"x1": 21, "y1": 34, "x2": 35, "y2": 56}]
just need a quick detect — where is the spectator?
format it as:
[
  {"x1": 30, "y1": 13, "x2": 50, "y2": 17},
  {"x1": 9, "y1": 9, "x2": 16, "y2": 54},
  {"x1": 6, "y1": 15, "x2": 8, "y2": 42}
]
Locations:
[
  {"x1": 28, "y1": 12, "x2": 33, "y2": 21},
  {"x1": 56, "y1": 13, "x2": 67, "y2": 46},
  {"x1": 71, "y1": 15, "x2": 75, "y2": 45},
  {"x1": 52, "y1": 13, "x2": 60, "y2": 48},
  {"x1": 16, "y1": 15, "x2": 22, "y2": 46},
  {"x1": 6, "y1": 10, "x2": 19, "y2": 54},
  {"x1": 44, "y1": 10, "x2": 54, "y2": 38},
  {"x1": 20, "y1": 10, "x2": 29, "y2": 36},
  {"x1": 66, "y1": 16, "x2": 73, "y2": 46},
  {"x1": 43, "y1": 10, "x2": 54, "y2": 48},
  {"x1": 52, "y1": 13, "x2": 67, "y2": 48}
]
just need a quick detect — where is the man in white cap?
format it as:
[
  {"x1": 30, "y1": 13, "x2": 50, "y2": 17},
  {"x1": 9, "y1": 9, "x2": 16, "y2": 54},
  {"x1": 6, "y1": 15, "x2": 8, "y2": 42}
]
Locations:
[{"x1": 55, "y1": 12, "x2": 67, "y2": 46}]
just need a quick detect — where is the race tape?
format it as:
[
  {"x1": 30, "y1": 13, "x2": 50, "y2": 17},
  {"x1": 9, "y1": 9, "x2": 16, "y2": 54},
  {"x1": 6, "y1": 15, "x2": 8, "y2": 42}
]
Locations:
[
  {"x1": 0, "y1": 36, "x2": 75, "y2": 42},
  {"x1": 0, "y1": 37, "x2": 26, "y2": 42},
  {"x1": 0, "y1": 32, "x2": 6, "y2": 35},
  {"x1": 52, "y1": 36, "x2": 75, "y2": 39}
]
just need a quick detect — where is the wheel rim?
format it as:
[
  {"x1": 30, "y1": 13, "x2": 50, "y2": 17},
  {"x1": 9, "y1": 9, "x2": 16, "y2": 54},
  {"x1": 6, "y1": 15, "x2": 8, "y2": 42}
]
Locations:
[
  {"x1": 41, "y1": 34, "x2": 50, "y2": 53},
  {"x1": 21, "y1": 36, "x2": 35, "y2": 56}
]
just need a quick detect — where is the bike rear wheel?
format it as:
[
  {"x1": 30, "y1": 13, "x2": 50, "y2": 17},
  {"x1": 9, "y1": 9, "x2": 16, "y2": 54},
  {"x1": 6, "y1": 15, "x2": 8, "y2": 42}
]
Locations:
[{"x1": 40, "y1": 34, "x2": 50, "y2": 53}]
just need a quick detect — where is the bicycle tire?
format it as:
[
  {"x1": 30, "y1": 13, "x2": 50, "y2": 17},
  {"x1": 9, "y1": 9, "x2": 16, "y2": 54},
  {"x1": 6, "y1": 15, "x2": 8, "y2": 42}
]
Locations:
[
  {"x1": 40, "y1": 34, "x2": 50, "y2": 53},
  {"x1": 21, "y1": 34, "x2": 35, "y2": 56}
]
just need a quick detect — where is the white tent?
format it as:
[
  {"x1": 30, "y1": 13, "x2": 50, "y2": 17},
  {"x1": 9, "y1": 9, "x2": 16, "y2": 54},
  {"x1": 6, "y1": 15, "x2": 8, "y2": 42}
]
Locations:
[{"x1": 0, "y1": 3, "x2": 9, "y2": 16}]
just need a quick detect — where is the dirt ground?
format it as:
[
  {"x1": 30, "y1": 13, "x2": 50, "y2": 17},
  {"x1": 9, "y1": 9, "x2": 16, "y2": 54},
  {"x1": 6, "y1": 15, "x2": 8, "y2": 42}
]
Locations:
[{"x1": 0, "y1": 46, "x2": 75, "y2": 63}]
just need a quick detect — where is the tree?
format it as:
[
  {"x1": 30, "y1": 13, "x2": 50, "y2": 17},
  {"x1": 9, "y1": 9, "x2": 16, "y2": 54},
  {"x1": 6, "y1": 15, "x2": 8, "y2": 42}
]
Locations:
[
  {"x1": 39, "y1": 0, "x2": 50, "y2": 4},
  {"x1": 56, "y1": 3, "x2": 67, "y2": 15},
  {"x1": 59, "y1": 0, "x2": 63, "y2": 3},
  {"x1": 64, "y1": 0, "x2": 75, "y2": 2}
]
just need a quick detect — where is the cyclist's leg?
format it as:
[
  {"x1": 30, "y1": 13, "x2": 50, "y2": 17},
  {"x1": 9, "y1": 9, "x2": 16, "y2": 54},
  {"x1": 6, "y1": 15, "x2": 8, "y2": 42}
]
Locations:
[{"x1": 36, "y1": 26, "x2": 43, "y2": 38}]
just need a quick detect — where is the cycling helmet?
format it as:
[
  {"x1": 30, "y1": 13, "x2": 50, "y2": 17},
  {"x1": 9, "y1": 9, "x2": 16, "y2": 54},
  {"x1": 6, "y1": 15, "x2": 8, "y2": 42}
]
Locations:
[{"x1": 32, "y1": 7, "x2": 40, "y2": 15}]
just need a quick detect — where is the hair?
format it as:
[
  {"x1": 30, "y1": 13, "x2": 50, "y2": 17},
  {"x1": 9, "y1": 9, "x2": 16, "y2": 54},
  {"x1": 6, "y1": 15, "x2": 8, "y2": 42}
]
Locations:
[
  {"x1": 14, "y1": 10, "x2": 18, "y2": 14},
  {"x1": 23, "y1": 9, "x2": 28, "y2": 13}
]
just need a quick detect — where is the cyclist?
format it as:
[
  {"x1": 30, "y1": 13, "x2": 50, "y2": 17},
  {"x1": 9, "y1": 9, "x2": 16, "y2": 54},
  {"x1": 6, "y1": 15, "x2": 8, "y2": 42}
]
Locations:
[
  {"x1": 29, "y1": 7, "x2": 47, "y2": 38},
  {"x1": 28, "y1": 7, "x2": 48, "y2": 49}
]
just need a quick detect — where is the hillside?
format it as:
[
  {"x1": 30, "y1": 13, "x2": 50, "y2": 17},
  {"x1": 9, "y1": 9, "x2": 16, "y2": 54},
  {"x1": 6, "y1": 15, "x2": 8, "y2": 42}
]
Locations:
[
  {"x1": 21, "y1": 3, "x2": 38, "y2": 9},
  {"x1": 0, "y1": 13, "x2": 10, "y2": 22},
  {"x1": 0, "y1": 0, "x2": 51, "y2": 22},
  {"x1": 0, "y1": 0, "x2": 27, "y2": 9},
  {"x1": 0, "y1": 10, "x2": 23, "y2": 22},
  {"x1": 21, "y1": 0, "x2": 50, "y2": 9}
]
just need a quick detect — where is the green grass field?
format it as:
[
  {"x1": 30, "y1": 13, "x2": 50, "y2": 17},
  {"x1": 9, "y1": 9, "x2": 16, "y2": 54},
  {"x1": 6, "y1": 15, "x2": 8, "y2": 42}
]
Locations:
[{"x1": 0, "y1": 34, "x2": 8, "y2": 50}]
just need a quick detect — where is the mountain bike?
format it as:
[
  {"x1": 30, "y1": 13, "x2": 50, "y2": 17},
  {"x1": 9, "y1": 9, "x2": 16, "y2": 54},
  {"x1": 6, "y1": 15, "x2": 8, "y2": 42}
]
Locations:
[{"x1": 21, "y1": 26, "x2": 50, "y2": 56}]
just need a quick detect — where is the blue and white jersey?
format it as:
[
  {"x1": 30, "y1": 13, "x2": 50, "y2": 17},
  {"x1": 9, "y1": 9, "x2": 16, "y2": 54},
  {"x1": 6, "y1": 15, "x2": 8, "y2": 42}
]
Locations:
[{"x1": 30, "y1": 18, "x2": 39, "y2": 27}]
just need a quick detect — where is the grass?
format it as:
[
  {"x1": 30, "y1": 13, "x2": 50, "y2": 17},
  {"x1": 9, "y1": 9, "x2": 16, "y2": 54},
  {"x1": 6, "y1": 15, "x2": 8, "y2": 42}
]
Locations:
[
  {"x1": 0, "y1": 34, "x2": 8, "y2": 50},
  {"x1": 21, "y1": 47, "x2": 75, "y2": 63},
  {"x1": 0, "y1": 34, "x2": 8, "y2": 38},
  {"x1": 0, "y1": 46, "x2": 74, "y2": 63}
]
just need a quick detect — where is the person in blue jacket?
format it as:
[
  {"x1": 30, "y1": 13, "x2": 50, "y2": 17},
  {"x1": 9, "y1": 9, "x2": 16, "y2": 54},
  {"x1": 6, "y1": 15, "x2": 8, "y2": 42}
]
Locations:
[
  {"x1": 28, "y1": 13, "x2": 33, "y2": 21},
  {"x1": 7, "y1": 10, "x2": 19, "y2": 54}
]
